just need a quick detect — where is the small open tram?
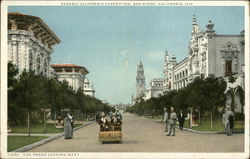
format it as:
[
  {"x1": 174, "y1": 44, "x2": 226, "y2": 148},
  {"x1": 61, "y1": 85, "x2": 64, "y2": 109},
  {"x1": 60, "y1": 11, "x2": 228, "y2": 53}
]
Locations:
[
  {"x1": 97, "y1": 112, "x2": 123, "y2": 144},
  {"x1": 99, "y1": 125, "x2": 122, "y2": 144}
]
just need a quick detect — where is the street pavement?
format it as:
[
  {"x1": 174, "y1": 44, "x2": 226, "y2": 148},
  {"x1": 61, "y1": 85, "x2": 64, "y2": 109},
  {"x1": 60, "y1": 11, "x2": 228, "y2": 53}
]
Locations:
[{"x1": 29, "y1": 113, "x2": 244, "y2": 152}]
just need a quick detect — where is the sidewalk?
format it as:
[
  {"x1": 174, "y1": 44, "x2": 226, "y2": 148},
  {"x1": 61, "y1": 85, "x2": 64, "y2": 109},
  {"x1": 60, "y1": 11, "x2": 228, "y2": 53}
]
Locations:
[
  {"x1": 8, "y1": 133, "x2": 59, "y2": 137},
  {"x1": 11, "y1": 120, "x2": 95, "y2": 152},
  {"x1": 152, "y1": 119, "x2": 244, "y2": 134}
]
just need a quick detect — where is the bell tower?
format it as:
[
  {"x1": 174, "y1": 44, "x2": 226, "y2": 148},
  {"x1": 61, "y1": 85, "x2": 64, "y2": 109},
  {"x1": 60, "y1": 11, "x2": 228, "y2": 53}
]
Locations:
[{"x1": 136, "y1": 61, "x2": 146, "y2": 98}]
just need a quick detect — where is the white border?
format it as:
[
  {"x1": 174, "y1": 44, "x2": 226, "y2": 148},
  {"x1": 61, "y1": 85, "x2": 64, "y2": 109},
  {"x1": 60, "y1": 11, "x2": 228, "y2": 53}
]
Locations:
[{"x1": 1, "y1": 1, "x2": 249, "y2": 159}]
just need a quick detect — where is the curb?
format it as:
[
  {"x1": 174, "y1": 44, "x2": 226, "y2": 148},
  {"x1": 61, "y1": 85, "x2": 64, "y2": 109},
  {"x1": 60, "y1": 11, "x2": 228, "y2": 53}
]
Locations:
[
  {"x1": 153, "y1": 120, "x2": 244, "y2": 135},
  {"x1": 12, "y1": 121, "x2": 95, "y2": 152}
]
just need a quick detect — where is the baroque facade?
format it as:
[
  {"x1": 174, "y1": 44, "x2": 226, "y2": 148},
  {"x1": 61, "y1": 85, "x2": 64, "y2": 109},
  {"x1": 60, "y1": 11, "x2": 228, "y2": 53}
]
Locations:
[
  {"x1": 51, "y1": 64, "x2": 89, "y2": 92},
  {"x1": 163, "y1": 15, "x2": 245, "y2": 112},
  {"x1": 8, "y1": 12, "x2": 61, "y2": 77}
]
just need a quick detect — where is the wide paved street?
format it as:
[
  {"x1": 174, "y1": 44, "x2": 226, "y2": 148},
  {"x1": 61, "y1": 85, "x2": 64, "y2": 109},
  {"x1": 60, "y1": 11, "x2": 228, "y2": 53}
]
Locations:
[{"x1": 29, "y1": 113, "x2": 244, "y2": 152}]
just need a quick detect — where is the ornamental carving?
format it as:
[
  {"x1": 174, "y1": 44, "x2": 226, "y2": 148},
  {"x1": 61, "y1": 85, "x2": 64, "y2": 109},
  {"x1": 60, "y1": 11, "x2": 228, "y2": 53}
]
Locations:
[
  {"x1": 220, "y1": 41, "x2": 239, "y2": 59},
  {"x1": 222, "y1": 41, "x2": 237, "y2": 51}
]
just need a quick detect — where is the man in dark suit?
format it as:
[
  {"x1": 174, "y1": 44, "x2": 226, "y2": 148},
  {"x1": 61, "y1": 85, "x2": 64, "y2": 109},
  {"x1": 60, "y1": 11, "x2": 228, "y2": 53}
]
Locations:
[
  {"x1": 178, "y1": 110, "x2": 185, "y2": 130},
  {"x1": 110, "y1": 113, "x2": 122, "y2": 131}
]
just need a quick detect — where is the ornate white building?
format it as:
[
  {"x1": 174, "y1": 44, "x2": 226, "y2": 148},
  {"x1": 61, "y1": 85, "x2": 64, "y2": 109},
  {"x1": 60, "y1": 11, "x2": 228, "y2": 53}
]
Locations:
[
  {"x1": 163, "y1": 15, "x2": 245, "y2": 112},
  {"x1": 83, "y1": 78, "x2": 95, "y2": 97},
  {"x1": 8, "y1": 12, "x2": 61, "y2": 77},
  {"x1": 145, "y1": 78, "x2": 164, "y2": 100},
  {"x1": 51, "y1": 64, "x2": 89, "y2": 92}
]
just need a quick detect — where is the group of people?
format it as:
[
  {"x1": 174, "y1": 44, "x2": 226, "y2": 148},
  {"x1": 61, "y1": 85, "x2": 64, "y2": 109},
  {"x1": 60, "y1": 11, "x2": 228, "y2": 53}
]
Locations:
[
  {"x1": 64, "y1": 113, "x2": 74, "y2": 139},
  {"x1": 163, "y1": 107, "x2": 186, "y2": 136},
  {"x1": 222, "y1": 106, "x2": 235, "y2": 136},
  {"x1": 163, "y1": 105, "x2": 235, "y2": 136},
  {"x1": 96, "y1": 110, "x2": 122, "y2": 131}
]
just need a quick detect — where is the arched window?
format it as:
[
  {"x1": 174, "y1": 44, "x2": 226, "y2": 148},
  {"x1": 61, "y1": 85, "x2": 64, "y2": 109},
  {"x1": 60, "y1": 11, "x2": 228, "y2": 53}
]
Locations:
[
  {"x1": 44, "y1": 59, "x2": 48, "y2": 76},
  {"x1": 29, "y1": 50, "x2": 33, "y2": 71},
  {"x1": 37, "y1": 55, "x2": 41, "y2": 74}
]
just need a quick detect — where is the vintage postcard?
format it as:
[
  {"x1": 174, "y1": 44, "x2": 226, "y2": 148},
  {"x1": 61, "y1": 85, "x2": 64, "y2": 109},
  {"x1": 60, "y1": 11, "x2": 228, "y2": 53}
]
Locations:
[{"x1": 1, "y1": 0, "x2": 249, "y2": 159}]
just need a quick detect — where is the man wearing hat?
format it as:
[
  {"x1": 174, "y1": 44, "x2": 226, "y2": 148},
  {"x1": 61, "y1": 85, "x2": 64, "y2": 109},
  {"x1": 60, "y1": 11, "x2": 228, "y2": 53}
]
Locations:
[
  {"x1": 163, "y1": 107, "x2": 169, "y2": 132},
  {"x1": 115, "y1": 109, "x2": 122, "y2": 120},
  {"x1": 225, "y1": 106, "x2": 234, "y2": 136},
  {"x1": 98, "y1": 112, "x2": 108, "y2": 131},
  {"x1": 167, "y1": 107, "x2": 177, "y2": 136},
  {"x1": 110, "y1": 113, "x2": 122, "y2": 131}
]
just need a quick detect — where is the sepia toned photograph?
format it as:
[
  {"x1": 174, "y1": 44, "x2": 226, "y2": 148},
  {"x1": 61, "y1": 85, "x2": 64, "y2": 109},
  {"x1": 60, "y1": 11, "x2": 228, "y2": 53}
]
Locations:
[{"x1": 1, "y1": 1, "x2": 249, "y2": 159}]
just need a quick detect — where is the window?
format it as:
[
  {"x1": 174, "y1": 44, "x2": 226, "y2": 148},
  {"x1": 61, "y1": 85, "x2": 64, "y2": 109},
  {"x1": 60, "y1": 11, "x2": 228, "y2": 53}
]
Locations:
[
  {"x1": 37, "y1": 56, "x2": 40, "y2": 73},
  {"x1": 18, "y1": 23, "x2": 28, "y2": 30},
  {"x1": 225, "y1": 60, "x2": 232, "y2": 76},
  {"x1": 200, "y1": 74, "x2": 205, "y2": 79},
  {"x1": 29, "y1": 50, "x2": 33, "y2": 71},
  {"x1": 8, "y1": 23, "x2": 12, "y2": 30}
]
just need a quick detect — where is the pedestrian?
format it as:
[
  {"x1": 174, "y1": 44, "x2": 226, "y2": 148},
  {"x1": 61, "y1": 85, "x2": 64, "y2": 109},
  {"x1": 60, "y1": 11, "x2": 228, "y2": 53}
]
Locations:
[
  {"x1": 70, "y1": 113, "x2": 74, "y2": 137},
  {"x1": 225, "y1": 106, "x2": 234, "y2": 136},
  {"x1": 64, "y1": 112, "x2": 73, "y2": 139},
  {"x1": 116, "y1": 109, "x2": 122, "y2": 120},
  {"x1": 163, "y1": 107, "x2": 168, "y2": 132},
  {"x1": 222, "y1": 109, "x2": 227, "y2": 131},
  {"x1": 167, "y1": 107, "x2": 177, "y2": 136},
  {"x1": 178, "y1": 110, "x2": 185, "y2": 130},
  {"x1": 95, "y1": 112, "x2": 101, "y2": 123}
]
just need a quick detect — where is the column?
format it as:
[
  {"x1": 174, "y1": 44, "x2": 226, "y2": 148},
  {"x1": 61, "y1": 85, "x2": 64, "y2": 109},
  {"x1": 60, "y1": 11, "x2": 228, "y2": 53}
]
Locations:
[
  {"x1": 222, "y1": 59, "x2": 225, "y2": 76},
  {"x1": 8, "y1": 42, "x2": 13, "y2": 61},
  {"x1": 12, "y1": 41, "x2": 18, "y2": 66},
  {"x1": 18, "y1": 40, "x2": 25, "y2": 71}
]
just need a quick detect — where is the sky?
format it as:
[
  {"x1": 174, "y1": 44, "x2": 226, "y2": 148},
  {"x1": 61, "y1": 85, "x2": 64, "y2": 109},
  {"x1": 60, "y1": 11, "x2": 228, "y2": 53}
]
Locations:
[{"x1": 8, "y1": 6, "x2": 244, "y2": 104}]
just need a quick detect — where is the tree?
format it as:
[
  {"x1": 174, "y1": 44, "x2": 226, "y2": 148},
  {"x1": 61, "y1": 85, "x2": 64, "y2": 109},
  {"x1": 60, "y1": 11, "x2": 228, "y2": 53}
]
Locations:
[
  {"x1": 236, "y1": 86, "x2": 245, "y2": 114},
  {"x1": 202, "y1": 77, "x2": 226, "y2": 130},
  {"x1": 8, "y1": 62, "x2": 18, "y2": 89},
  {"x1": 11, "y1": 71, "x2": 45, "y2": 136}
]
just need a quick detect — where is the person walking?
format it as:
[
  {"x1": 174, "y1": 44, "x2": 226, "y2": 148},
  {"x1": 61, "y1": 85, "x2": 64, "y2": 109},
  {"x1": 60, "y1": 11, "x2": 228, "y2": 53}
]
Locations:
[
  {"x1": 178, "y1": 110, "x2": 185, "y2": 131},
  {"x1": 225, "y1": 106, "x2": 234, "y2": 136},
  {"x1": 167, "y1": 107, "x2": 177, "y2": 136},
  {"x1": 222, "y1": 109, "x2": 227, "y2": 131},
  {"x1": 163, "y1": 107, "x2": 168, "y2": 132},
  {"x1": 70, "y1": 113, "x2": 74, "y2": 138},
  {"x1": 64, "y1": 113, "x2": 73, "y2": 139}
]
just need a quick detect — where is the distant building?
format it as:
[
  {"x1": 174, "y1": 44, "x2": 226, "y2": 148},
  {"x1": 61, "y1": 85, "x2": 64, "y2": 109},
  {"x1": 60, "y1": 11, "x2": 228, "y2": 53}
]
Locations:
[
  {"x1": 163, "y1": 15, "x2": 245, "y2": 112},
  {"x1": 83, "y1": 78, "x2": 95, "y2": 97},
  {"x1": 136, "y1": 61, "x2": 146, "y2": 98},
  {"x1": 51, "y1": 64, "x2": 89, "y2": 92},
  {"x1": 8, "y1": 12, "x2": 61, "y2": 77},
  {"x1": 133, "y1": 61, "x2": 146, "y2": 104},
  {"x1": 145, "y1": 78, "x2": 164, "y2": 100}
]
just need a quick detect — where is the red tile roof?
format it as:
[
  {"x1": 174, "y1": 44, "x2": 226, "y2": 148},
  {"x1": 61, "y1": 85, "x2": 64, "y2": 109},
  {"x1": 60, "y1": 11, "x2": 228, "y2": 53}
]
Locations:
[{"x1": 8, "y1": 12, "x2": 61, "y2": 43}]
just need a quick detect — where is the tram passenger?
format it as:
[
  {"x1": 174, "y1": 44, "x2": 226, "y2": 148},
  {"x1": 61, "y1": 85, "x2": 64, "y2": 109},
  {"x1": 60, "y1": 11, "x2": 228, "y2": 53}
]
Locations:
[
  {"x1": 110, "y1": 113, "x2": 122, "y2": 131},
  {"x1": 115, "y1": 109, "x2": 122, "y2": 120},
  {"x1": 98, "y1": 112, "x2": 109, "y2": 131}
]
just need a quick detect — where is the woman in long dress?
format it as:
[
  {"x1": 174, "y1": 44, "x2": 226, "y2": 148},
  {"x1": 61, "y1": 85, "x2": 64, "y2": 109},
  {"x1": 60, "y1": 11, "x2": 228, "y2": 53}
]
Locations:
[{"x1": 64, "y1": 113, "x2": 73, "y2": 139}]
